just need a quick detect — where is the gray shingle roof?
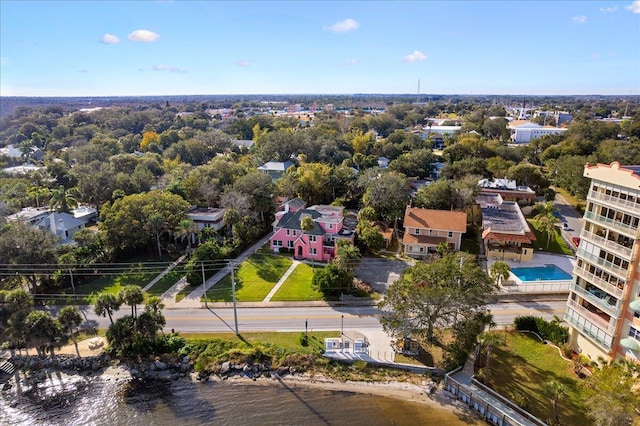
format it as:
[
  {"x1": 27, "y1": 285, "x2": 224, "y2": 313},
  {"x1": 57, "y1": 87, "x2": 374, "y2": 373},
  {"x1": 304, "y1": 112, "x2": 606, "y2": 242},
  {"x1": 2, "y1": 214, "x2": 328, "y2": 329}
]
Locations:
[{"x1": 275, "y1": 209, "x2": 325, "y2": 235}]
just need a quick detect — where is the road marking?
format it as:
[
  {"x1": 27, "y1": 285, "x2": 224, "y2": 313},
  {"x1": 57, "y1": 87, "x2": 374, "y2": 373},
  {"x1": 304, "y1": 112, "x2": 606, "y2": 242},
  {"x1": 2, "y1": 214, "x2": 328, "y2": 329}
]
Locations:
[{"x1": 166, "y1": 308, "x2": 566, "y2": 322}]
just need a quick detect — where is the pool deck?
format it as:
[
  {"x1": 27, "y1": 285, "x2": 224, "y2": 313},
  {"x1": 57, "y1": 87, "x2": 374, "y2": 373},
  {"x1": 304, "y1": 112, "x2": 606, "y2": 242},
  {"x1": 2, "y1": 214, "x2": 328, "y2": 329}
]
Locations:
[
  {"x1": 488, "y1": 253, "x2": 576, "y2": 294},
  {"x1": 487, "y1": 252, "x2": 575, "y2": 274}
]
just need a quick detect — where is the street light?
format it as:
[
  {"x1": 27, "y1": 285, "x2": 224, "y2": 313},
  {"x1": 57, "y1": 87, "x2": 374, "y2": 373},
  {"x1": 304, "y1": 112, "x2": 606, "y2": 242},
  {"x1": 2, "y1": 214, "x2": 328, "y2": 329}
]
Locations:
[{"x1": 341, "y1": 315, "x2": 344, "y2": 335}]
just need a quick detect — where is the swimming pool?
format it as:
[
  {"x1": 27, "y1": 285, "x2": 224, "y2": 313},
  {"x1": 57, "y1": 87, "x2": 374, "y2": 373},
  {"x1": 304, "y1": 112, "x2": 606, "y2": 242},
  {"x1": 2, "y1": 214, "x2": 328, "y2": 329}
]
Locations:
[{"x1": 510, "y1": 264, "x2": 572, "y2": 282}]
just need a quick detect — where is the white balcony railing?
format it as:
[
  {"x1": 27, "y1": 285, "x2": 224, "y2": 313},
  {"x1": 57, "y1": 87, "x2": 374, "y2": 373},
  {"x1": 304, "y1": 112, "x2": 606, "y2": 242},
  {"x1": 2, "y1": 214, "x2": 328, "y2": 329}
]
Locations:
[
  {"x1": 576, "y1": 249, "x2": 629, "y2": 280},
  {"x1": 573, "y1": 266, "x2": 625, "y2": 299},
  {"x1": 588, "y1": 189, "x2": 640, "y2": 215},
  {"x1": 566, "y1": 299, "x2": 616, "y2": 333},
  {"x1": 580, "y1": 229, "x2": 633, "y2": 259},
  {"x1": 569, "y1": 283, "x2": 621, "y2": 318},
  {"x1": 583, "y1": 211, "x2": 638, "y2": 238}
]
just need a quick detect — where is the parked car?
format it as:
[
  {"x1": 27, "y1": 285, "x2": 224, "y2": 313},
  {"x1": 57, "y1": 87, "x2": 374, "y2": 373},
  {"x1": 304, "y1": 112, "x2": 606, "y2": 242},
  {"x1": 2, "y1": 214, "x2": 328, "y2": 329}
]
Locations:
[{"x1": 572, "y1": 237, "x2": 580, "y2": 247}]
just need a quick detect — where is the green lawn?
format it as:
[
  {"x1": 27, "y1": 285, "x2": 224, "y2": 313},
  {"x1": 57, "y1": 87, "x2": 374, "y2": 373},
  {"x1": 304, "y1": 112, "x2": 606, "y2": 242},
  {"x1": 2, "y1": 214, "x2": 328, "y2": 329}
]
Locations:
[
  {"x1": 271, "y1": 263, "x2": 323, "y2": 301},
  {"x1": 145, "y1": 268, "x2": 185, "y2": 296},
  {"x1": 488, "y1": 332, "x2": 588, "y2": 425},
  {"x1": 180, "y1": 331, "x2": 337, "y2": 354},
  {"x1": 528, "y1": 220, "x2": 574, "y2": 255},
  {"x1": 45, "y1": 254, "x2": 181, "y2": 305},
  {"x1": 203, "y1": 253, "x2": 293, "y2": 302}
]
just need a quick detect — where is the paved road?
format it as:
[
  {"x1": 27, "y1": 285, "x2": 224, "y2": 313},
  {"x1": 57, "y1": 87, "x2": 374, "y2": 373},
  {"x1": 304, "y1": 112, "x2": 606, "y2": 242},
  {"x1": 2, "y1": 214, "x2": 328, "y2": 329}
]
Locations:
[
  {"x1": 65, "y1": 300, "x2": 568, "y2": 333},
  {"x1": 553, "y1": 192, "x2": 583, "y2": 246}
]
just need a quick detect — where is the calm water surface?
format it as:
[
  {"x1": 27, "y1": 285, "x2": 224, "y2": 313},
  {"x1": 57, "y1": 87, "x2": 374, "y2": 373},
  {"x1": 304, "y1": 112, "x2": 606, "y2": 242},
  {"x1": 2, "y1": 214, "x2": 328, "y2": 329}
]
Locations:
[{"x1": 0, "y1": 373, "x2": 479, "y2": 425}]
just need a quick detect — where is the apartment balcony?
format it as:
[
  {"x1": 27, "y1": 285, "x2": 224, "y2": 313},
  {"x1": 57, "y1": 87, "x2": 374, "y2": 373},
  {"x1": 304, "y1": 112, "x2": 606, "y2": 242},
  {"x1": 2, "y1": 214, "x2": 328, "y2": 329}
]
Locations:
[
  {"x1": 580, "y1": 229, "x2": 633, "y2": 260},
  {"x1": 564, "y1": 308, "x2": 613, "y2": 351},
  {"x1": 569, "y1": 283, "x2": 621, "y2": 318},
  {"x1": 574, "y1": 266, "x2": 624, "y2": 299},
  {"x1": 588, "y1": 189, "x2": 640, "y2": 216},
  {"x1": 566, "y1": 298, "x2": 616, "y2": 334},
  {"x1": 583, "y1": 211, "x2": 638, "y2": 239},
  {"x1": 576, "y1": 249, "x2": 629, "y2": 280}
]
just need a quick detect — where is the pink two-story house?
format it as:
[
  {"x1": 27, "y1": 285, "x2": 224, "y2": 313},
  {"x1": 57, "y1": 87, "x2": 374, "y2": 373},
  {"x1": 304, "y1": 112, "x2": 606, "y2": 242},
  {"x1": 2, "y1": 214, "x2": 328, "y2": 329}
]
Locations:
[{"x1": 270, "y1": 205, "x2": 355, "y2": 262}]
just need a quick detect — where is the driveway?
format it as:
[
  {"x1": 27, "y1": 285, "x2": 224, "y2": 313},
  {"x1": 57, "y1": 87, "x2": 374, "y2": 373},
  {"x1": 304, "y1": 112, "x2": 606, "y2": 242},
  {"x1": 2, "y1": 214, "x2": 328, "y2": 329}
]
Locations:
[{"x1": 355, "y1": 257, "x2": 413, "y2": 294}]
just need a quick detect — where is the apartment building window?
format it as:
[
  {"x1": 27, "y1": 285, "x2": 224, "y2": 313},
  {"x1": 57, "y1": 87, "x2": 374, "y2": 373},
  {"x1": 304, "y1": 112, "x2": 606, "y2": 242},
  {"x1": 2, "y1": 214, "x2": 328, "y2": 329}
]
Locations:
[
  {"x1": 286, "y1": 229, "x2": 291, "y2": 236},
  {"x1": 309, "y1": 235, "x2": 317, "y2": 242},
  {"x1": 629, "y1": 326, "x2": 640, "y2": 340},
  {"x1": 310, "y1": 248, "x2": 317, "y2": 255},
  {"x1": 415, "y1": 229, "x2": 420, "y2": 235},
  {"x1": 288, "y1": 241, "x2": 294, "y2": 249},
  {"x1": 273, "y1": 240, "x2": 282, "y2": 247},
  {"x1": 448, "y1": 231, "x2": 453, "y2": 238}
]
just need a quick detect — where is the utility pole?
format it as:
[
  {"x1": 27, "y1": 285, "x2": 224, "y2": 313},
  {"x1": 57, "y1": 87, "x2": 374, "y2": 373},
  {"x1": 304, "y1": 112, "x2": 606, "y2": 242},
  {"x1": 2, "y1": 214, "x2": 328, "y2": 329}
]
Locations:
[
  {"x1": 202, "y1": 262, "x2": 207, "y2": 308},
  {"x1": 231, "y1": 262, "x2": 239, "y2": 335},
  {"x1": 68, "y1": 268, "x2": 75, "y2": 298}
]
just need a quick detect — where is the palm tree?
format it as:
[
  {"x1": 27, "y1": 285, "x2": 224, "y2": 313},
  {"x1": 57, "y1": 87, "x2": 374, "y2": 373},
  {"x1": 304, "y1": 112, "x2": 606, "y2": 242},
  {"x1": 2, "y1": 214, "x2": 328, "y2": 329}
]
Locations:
[
  {"x1": 119, "y1": 285, "x2": 144, "y2": 318},
  {"x1": 49, "y1": 185, "x2": 78, "y2": 213},
  {"x1": 57, "y1": 306, "x2": 83, "y2": 357},
  {"x1": 478, "y1": 332, "x2": 505, "y2": 385},
  {"x1": 533, "y1": 201, "x2": 559, "y2": 248},
  {"x1": 175, "y1": 219, "x2": 198, "y2": 253},
  {"x1": 542, "y1": 380, "x2": 567, "y2": 425},
  {"x1": 94, "y1": 293, "x2": 121, "y2": 325},
  {"x1": 489, "y1": 261, "x2": 511, "y2": 287},
  {"x1": 334, "y1": 241, "x2": 361, "y2": 273}
]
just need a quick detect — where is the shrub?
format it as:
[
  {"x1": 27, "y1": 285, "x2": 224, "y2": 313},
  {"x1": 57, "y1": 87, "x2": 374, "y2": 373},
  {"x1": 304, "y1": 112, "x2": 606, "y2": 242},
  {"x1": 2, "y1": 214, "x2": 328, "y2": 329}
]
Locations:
[
  {"x1": 513, "y1": 315, "x2": 568, "y2": 345},
  {"x1": 299, "y1": 333, "x2": 309, "y2": 347}
]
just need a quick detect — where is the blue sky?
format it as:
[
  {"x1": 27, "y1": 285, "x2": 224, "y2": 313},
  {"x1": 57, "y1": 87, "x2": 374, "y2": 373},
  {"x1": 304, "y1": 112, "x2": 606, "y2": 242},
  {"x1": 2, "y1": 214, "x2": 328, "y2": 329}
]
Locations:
[{"x1": 1, "y1": 1, "x2": 639, "y2": 96}]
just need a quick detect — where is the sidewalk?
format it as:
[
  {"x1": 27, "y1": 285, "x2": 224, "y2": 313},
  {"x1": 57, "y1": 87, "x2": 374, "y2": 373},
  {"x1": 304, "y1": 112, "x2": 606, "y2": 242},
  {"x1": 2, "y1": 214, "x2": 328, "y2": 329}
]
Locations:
[
  {"x1": 174, "y1": 233, "x2": 273, "y2": 308},
  {"x1": 263, "y1": 260, "x2": 300, "y2": 302},
  {"x1": 142, "y1": 254, "x2": 187, "y2": 292}
]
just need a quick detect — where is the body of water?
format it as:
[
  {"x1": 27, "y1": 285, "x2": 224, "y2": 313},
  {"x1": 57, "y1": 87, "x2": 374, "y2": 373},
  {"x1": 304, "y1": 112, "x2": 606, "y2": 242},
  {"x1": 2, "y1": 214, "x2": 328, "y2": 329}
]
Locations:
[{"x1": 0, "y1": 373, "x2": 479, "y2": 425}]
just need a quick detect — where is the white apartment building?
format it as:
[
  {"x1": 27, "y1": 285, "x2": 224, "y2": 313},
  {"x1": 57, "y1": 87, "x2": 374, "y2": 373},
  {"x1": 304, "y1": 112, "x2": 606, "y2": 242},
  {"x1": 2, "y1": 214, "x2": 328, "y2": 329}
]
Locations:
[
  {"x1": 509, "y1": 122, "x2": 567, "y2": 144},
  {"x1": 565, "y1": 162, "x2": 640, "y2": 363}
]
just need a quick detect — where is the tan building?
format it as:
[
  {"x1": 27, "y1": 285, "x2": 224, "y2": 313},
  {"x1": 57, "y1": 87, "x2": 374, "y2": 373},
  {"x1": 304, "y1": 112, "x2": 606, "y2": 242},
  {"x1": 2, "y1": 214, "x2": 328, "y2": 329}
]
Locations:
[
  {"x1": 402, "y1": 207, "x2": 467, "y2": 256},
  {"x1": 478, "y1": 193, "x2": 536, "y2": 262},
  {"x1": 565, "y1": 162, "x2": 640, "y2": 363}
]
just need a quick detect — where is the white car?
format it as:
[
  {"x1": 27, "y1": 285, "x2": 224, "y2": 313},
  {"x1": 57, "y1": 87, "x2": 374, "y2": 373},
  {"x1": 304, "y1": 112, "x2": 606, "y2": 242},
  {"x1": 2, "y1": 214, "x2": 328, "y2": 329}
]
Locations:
[{"x1": 561, "y1": 222, "x2": 571, "y2": 231}]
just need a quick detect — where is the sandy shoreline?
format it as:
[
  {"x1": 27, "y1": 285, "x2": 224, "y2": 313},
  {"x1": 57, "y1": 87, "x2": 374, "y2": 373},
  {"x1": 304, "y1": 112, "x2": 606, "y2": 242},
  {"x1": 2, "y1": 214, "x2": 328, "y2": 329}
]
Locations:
[{"x1": 100, "y1": 364, "x2": 481, "y2": 422}]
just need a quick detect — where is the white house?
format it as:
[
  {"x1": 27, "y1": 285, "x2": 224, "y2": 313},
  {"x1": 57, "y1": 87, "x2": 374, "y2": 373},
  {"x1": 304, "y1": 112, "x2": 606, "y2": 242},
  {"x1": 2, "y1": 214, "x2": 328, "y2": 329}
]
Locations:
[{"x1": 186, "y1": 207, "x2": 226, "y2": 232}]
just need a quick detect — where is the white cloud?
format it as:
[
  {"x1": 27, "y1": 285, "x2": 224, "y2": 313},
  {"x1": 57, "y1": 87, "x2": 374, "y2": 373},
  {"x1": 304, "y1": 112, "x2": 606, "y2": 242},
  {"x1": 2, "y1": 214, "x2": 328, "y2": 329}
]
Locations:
[
  {"x1": 626, "y1": 0, "x2": 640, "y2": 13},
  {"x1": 572, "y1": 15, "x2": 587, "y2": 24},
  {"x1": 600, "y1": 5, "x2": 618, "y2": 12},
  {"x1": 235, "y1": 60, "x2": 251, "y2": 67},
  {"x1": 0, "y1": 57, "x2": 9, "y2": 65},
  {"x1": 78, "y1": 69, "x2": 88, "y2": 73},
  {"x1": 403, "y1": 50, "x2": 427, "y2": 63},
  {"x1": 340, "y1": 58, "x2": 357, "y2": 66},
  {"x1": 153, "y1": 65, "x2": 185, "y2": 73},
  {"x1": 101, "y1": 33, "x2": 120, "y2": 44},
  {"x1": 324, "y1": 18, "x2": 359, "y2": 33},
  {"x1": 128, "y1": 30, "x2": 161, "y2": 42},
  {"x1": 592, "y1": 52, "x2": 602, "y2": 59}
]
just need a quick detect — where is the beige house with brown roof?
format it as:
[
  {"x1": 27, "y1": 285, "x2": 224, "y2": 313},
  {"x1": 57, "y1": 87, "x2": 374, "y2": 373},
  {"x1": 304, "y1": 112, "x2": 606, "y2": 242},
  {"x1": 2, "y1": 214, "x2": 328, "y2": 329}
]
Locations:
[{"x1": 402, "y1": 207, "x2": 467, "y2": 256}]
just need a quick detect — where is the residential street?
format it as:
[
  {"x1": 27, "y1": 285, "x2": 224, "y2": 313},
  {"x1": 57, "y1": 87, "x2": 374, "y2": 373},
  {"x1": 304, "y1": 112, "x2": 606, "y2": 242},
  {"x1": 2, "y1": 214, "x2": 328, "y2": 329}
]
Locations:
[{"x1": 53, "y1": 300, "x2": 568, "y2": 334}]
